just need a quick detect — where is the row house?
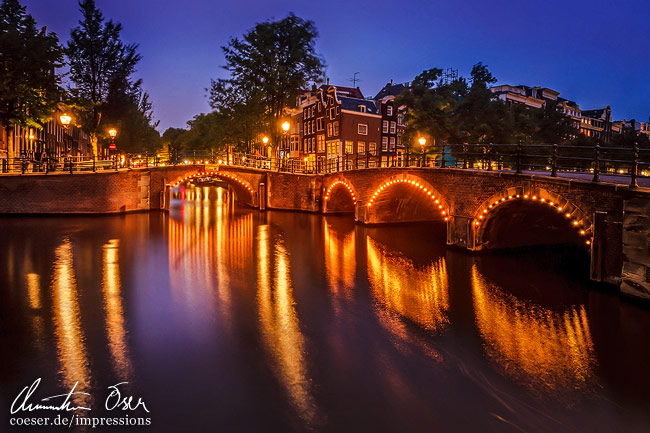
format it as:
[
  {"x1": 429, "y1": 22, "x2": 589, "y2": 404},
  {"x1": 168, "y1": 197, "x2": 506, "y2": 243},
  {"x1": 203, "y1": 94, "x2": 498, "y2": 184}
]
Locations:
[
  {"x1": 1, "y1": 114, "x2": 90, "y2": 167},
  {"x1": 288, "y1": 82, "x2": 408, "y2": 170},
  {"x1": 613, "y1": 119, "x2": 650, "y2": 138}
]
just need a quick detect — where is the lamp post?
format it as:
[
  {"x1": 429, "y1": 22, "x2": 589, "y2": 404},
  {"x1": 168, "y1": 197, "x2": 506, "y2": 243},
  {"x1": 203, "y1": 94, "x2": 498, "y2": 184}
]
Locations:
[
  {"x1": 108, "y1": 128, "x2": 118, "y2": 170},
  {"x1": 418, "y1": 137, "x2": 426, "y2": 167},
  {"x1": 281, "y1": 120, "x2": 290, "y2": 171},
  {"x1": 59, "y1": 114, "x2": 72, "y2": 172}
]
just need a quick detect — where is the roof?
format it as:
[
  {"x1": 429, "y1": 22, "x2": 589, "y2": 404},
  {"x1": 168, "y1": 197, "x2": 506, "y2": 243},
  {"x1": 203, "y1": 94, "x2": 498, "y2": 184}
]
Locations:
[
  {"x1": 322, "y1": 85, "x2": 364, "y2": 99},
  {"x1": 374, "y1": 82, "x2": 409, "y2": 100},
  {"x1": 557, "y1": 97, "x2": 578, "y2": 108},
  {"x1": 339, "y1": 96, "x2": 378, "y2": 114},
  {"x1": 582, "y1": 107, "x2": 610, "y2": 119}
]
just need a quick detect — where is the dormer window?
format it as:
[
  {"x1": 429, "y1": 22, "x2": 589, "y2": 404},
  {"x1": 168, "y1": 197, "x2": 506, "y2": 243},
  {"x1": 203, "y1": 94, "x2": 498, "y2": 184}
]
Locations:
[
  {"x1": 387, "y1": 106, "x2": 393, "y2": 116},
  {"x1": 359, "y1": 105, "x2": 366, "y2": 113}
]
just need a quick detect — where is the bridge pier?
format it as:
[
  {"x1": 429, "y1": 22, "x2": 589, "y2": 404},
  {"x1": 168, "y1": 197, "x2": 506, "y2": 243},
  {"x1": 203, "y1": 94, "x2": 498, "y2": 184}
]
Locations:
[{"x1": 446, "y1": 216, "x2": 477, "y2": 250}]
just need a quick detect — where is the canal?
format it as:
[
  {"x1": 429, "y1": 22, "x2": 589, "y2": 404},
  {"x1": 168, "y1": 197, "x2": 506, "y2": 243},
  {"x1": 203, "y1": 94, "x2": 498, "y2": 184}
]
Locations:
[{"x1": 1, "y1": 193, "x2": 650, "y2": 432}]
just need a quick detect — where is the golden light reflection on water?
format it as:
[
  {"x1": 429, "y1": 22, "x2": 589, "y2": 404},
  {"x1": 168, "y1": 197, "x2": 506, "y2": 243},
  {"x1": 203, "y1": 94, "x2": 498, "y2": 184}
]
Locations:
[
  {"x1": 168, "y1": 191, "x2": 254, "y2": 333},
  {"x1": 257, "y1": 225, "x2": 320, "y2": 428},
  {"x1": 471, "y1": 265, "x2": 596, "y2": 393},
  {"x1": 27, "y1": 273, "x2": 41, "y2": 310},
  {"x1": 366, "y1": 237, "x2": 449, "y2": 333},
  {"x1": 323, "y1": 221, "x2": 355, "y2": 301},
  {"x1": 51, "y1": 239, "x2": 92, "y2": 409},
  {"x1": 102, "y1": 239, "x2": 132, "y2": 382},
  {"x1": 26, "y1": 272, "x2": 46, "y2": 353}
]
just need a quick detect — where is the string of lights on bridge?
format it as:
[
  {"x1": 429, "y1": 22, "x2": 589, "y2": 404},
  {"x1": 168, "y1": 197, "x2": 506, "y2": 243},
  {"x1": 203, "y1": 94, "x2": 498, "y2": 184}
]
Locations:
[
  {"x1": 324, "y1": 181, "x2": 357, "y2": 203},
  {"x1": 168, "y1": 171, "x2": 254, "y2": 195},
  {"x1": 366, "y1": 178, "x2": 449, "y2": 221},
  {"x1": 475, "y1": 193, "x2": 592, "y2": 245}
]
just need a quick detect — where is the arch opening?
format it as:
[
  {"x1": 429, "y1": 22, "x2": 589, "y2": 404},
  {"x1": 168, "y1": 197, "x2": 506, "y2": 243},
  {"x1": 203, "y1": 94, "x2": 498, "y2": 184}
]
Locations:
[
  {"x1": 474, "y1": 190, "x2": 592, "y2": 250},
  {"x1": 366, "y1": 176, "x2": 448, "y2": 224},
  {"x1": 168, "y1": 170, "x2": 255, "y2": 207},
  {"x1": 324, "y1": 181, "x2": 356, "y2": 214}
]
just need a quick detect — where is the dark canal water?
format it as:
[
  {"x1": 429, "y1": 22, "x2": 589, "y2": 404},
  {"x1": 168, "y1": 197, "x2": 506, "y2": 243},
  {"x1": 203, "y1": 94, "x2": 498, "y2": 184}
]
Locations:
[{"x1": 1, "y1": 192, "x2": 650, "y2": 432}]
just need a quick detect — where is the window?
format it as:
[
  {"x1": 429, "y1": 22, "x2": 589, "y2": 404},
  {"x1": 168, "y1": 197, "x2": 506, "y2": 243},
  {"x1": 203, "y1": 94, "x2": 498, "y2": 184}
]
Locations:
[
  {"x1": 397, "y1": 134, "x2": 401, "y2": 146},
  {"x1": 382, "y1": 120, "x2": 389, "y2": 133},
  {"x1": 318, "y1": 102, "x2": 322, "y2": 111},
  {"x1": 369, "y1": 142, "x2": 377, "y2": 155},
  {"x1": 359, "y1": 105, "x2": 366, "y2": 113},
  {"x1": 303, "y1": 138, "x2": 308, "y2": 151},
  {"x1": 327, "y1": 140, "x2": 340, "y2": 156},
  {"x1": 397, "y1": 114, "x2": 403, "y2": 125},
  {"x1": 390, "y1": 121, "x2": 396, "y2": 134},
  {"x1": 327, "y1": 123, "x2": 333, "y2": 137},
  {"x1": 317, "y1": 117, "x2": 324, "y2": 131},
  {"x1": 317, "y1": 135, "x2": 325, "y2": 152},
  {"x1": 336, "y1": 106, "x2": 340, "y2": 115},
  {"x1": 329, "y1": 107, "x2": 336, "y2": 120},
  {"x1": 389, "y1": 137, "x2": 395, "y2": 150},
  {"x1": 387, "y1": 106, "x2": 393, "y2": 116},
  {"x1": 382, "y1": 137, "x2": 388, "y2": 151},
  {"x1": 358, "y1": 141, "x2": 365, "y2": 154},
  {"x1": 333, "y1": 121, "x2": 339, "y2": 136},
  {"x1": 358, "y1": 124, "x2": 368, "y2": 135},
  {"x1": 312, "y1": 120, "x2": 316, "y2": 134}
]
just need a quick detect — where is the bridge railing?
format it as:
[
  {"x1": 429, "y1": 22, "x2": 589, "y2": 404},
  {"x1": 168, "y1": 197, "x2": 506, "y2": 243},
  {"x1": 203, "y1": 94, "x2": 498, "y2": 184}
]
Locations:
[{"x1": 2, "y1": 143, "x2": 647, "y2": 187}]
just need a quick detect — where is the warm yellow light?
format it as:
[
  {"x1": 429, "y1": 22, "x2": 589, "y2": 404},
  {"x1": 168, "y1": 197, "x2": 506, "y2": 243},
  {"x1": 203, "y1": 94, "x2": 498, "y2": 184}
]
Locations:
[
  {"x1": 108, "y1": 128, "x2": 117, "y2": 139},
  {"x1": 59, "y1": 113, "x2": 72, "y2": 127},
  {"x1": 28, "y1": 131, "x2": 35, "y2": 140},
  {"x1": 282, "y1": 121, "x2": 290, "y2": 132},
  {"x1": 418, "y1": 137, "x2": 426, "y2": 146},
  {"x1": 262, "y1": 136, "x2": 269, "y2": 144}
]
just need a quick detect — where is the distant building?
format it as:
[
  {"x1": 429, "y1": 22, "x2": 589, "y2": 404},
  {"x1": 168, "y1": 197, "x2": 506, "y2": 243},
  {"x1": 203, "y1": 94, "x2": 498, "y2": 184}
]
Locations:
[{"x1": 491, "y1": 84, "x2": 614, "y2": 142}]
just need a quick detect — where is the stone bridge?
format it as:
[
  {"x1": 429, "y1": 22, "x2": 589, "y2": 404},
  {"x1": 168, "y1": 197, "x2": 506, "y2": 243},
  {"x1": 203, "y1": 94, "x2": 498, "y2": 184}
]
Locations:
[{"x1": 1, "y1": 163, "x2": 650, "y2": 300}]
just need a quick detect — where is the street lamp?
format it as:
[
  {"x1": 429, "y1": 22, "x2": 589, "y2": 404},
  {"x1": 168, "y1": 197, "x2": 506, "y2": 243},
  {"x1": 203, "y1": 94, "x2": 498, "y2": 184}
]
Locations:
[
  {"x1": 59, "y1": 114, "x2": 72, "y2": 164},
  {"x1": 108, "y1": 128, "x2": 118, "y2": 169},
  {"x1": 282, "y1": 121, "x2": 290, "y2": 133},
  {"x1": 418, "y1": 137, "x2": 426, "y2": 167}
]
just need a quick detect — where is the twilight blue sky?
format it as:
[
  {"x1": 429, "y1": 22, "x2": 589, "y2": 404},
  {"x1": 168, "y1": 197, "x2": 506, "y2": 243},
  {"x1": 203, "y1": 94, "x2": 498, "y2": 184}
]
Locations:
[{"x1": 21, "y1": 0, "x2": 650, "y2": 132}]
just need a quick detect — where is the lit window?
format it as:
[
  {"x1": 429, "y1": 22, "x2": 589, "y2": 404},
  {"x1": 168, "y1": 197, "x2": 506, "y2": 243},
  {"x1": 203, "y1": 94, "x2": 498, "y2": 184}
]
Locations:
[
  {"x1": 382, "y1": 137, "x2": 388, "y2": 151},
  {"x1": 345, "y1": 140, "x2": 353, "y2": 154},
  {"x1": 369, "y1": 142, "x2": 377, "y2": 155},
  {"x1": 333, "y1": 121, "x2": 339, "y2": 136},
  {"x1": 358, "y1": 141, "x2": 366, "y2": 154},
  {"x1": 317, "y1": 135, "x2": 325, "y2": 152}
]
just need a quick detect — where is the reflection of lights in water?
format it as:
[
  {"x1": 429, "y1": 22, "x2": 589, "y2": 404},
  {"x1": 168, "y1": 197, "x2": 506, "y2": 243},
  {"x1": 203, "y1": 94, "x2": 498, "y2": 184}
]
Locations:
[
  {"x1": 471, "y1": 265, "x2": 596, "y2": 393},
  {"x1": 366, "y1": 237, "x2": 449, "y2": 333},
  {"x1": 102, "y1": 239, "x2": 132, "y2": 382},
  {"x1": 51, "y1": 239, "x2": 92, "y2": 409},
  {"x1": 257, "y1": 226, "x2": 320, "y2": 427},
  {"x1": 27, "y1": 273, "x2": 41, "y2": 309},
  {"x1": 323, "y1": 222, "x2": 355, "y2": 300},
  {"x1": 26, "y1": 272, "x2": 45, "y2": 352},
  {"x1": 167, "y1": 189, "x2": 253, "y2": 334}
]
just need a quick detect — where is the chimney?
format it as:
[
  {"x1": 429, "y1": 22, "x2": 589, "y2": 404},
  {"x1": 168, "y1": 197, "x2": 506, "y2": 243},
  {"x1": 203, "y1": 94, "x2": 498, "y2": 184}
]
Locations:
[
  {"x1": 326, "y1": 77, "x2": 330, "y2": 85},
  {"x1": 390, "y1": 79, "x2": 393, "y2": 85}
]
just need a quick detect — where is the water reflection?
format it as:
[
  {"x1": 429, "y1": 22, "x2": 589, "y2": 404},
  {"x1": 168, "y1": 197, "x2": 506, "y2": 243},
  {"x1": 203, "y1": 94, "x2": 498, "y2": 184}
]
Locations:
[
  {"x1": 102, "y1": 239, "x2": 132, "y2": 382},
  {"x1": 471, "y1": 264, "x2": 596, "y2": 393},
  {"x1": 324, "y1": 220, "x2": 356, "y2": 301},
  {"x1": 51, "y1": 238, "x2": 92, "y2": 409},
  {"x1": 367, "y1": 237, "x2": 449, "y2": 333},
  {"x1": 168, "y1": 192, "x2": 254, "y2": 337},
  {"x1": 256, "y1": 225, "x2": 320, "y2": 428}
]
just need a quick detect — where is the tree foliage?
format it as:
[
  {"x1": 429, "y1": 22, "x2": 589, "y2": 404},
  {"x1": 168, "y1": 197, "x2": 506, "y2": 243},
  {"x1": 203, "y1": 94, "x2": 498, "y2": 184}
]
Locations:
[
  {"x1": 0, "y1": 0, "x2": 63, "y2": 130},
  {"x1": 65, "y1": 0, "x2": 158, "y2": 154},
  {"x1": 208, "y1": 13, "x2": 324, "y2": 148}
]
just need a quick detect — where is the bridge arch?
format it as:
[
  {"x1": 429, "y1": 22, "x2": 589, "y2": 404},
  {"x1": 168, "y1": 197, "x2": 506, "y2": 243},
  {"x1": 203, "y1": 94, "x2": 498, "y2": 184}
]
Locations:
[
  {"x1": 472, "y1": 186, "x2": 592, "y2": 250},
  {"x1": 168, "y1": 170, "x2": 256, "y2": 207},
  {"x1": 365, "y1": 174, "x2": 449, "y2": 224},
  {"x1": 323, "y1": 178, "x2": 357, "y2": 213}
]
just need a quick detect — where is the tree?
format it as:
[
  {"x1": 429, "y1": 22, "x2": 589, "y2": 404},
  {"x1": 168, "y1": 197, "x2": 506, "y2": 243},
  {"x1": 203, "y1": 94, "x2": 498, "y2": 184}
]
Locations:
[
  {"x1": 209, "y1": 13, "x2": 324, "y2": 147},
  {"x1": 65, "y1": 0, "x2": 144, "y2": 155},
  {"x1": 0, "y1": 0, "x2": 63, "y2": 157}
]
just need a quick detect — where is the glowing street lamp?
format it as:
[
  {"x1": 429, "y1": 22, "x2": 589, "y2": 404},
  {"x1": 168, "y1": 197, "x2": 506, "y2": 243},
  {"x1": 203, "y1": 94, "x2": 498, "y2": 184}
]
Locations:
[
  {"x1": 418, "y1": 137, "x2": 427, "y2": 167},
  {"x1": 59, "y1": 113, "x2": 72, "y2": 130},
  {"x1": 282, "y1": 121, "x2": 290, "y2": 132},
  {"x1": 262, "y1": 136, "x2": 269, "y2": 144},
  {"x1": 108, "y1": 128, "x2": 117, "y2": 152}
]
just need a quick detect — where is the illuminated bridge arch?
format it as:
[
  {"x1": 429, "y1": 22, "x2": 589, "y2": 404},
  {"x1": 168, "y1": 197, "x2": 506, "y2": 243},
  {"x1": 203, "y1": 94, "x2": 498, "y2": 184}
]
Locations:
[
  {"x1": 323, "y1": 178, "x2": 357, "y2": 213},
  {"x1": 168, "y1": 170, "x2": 256, "y2": 207},
  {"x1": 365, "y1": 174, "x2": 449, "y2": 224},
  {"x1": 472, "y1": 186, "x2": 592, "y2": 250}
]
